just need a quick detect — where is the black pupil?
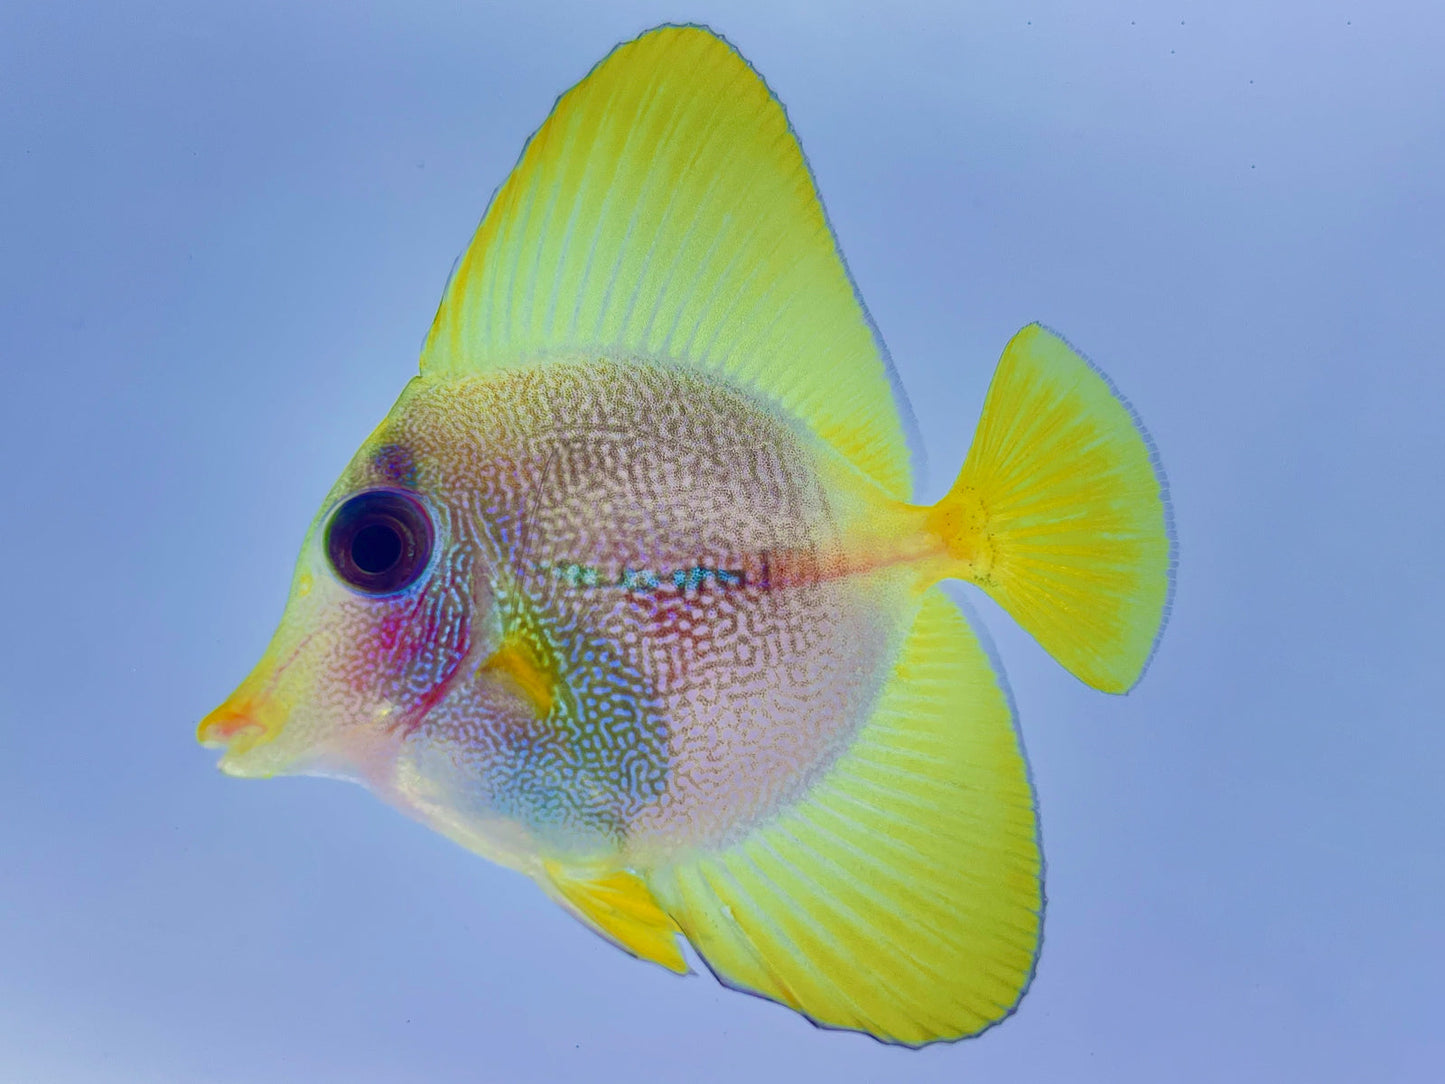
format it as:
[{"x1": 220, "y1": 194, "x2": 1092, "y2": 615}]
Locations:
[
  {"x1": 351, "y1": 521, "x2": 402, "y2": 574},
  {"x1": 325, "y1": 489, "x2": 433, "y2": 595}
]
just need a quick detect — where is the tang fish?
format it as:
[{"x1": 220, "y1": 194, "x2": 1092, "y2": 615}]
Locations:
[{"x1": 198, "y1": 25, "x2": 1172, "y2": 1045}]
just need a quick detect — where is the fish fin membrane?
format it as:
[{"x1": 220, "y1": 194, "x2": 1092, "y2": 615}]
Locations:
[
  {"x1": 420, "y1": 24, "x2": 913, "y2": 499},
  {"x1": 934, "y1": 323, "x2": 1173, "y2": 693},
  {"x1": 646, "y1": 591, "x2": 1041, "y2": 1046},
  {"x1": 542, "y1": 861, "x2": 689, "y2": 974}
]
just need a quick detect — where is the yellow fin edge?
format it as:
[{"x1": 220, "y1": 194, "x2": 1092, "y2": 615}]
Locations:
[
  {"x1": 543, "y1": 862, "x2": 689, "y2": 974},
  {"x1": 480, "y1": 631, "x2": 559, "y2": 718},
  {"x1": 930, "y1": 322, "x2": 1173, "y2": 693}
]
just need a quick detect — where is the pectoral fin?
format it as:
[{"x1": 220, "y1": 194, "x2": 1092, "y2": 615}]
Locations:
[{"x1": 542, "y1": 862, "x2": 689, "y2": 974}]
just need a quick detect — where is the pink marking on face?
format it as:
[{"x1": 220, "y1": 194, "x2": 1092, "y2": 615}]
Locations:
[
  {"x1": 373, "y1": 592, "x2": 431, "y2": 659},
  {"x1": 338, "y1": 575, "x2": 474, "y2": 737}
]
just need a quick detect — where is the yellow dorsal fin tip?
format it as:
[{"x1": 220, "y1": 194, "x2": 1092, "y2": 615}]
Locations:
[{"x1": 420, "y1": 24, "x2": 914, "y2": 497}]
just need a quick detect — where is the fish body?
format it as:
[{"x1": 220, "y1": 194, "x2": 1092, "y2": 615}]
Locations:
[
  {"x1": 200, "y1": 26, "x2": 1172, "y2": 1045},
  {"x1": 223, "y1": 362, "x2": 926, "y2": 856}
]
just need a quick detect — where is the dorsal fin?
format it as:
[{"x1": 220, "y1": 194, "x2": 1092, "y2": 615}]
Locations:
[{"x1": 420, "y1": 24, "x2": 915, "y2": 498}]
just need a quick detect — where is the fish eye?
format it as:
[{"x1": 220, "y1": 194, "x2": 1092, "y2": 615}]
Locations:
[{"x1": 325, "y1": 490, "x2": 434, "y2": 595}]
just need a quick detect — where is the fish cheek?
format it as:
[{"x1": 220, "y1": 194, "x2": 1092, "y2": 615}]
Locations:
[
  {"x1": 385, "y1": 599, "x2": 671, "y2": 865},
  {"x1": 387, "y1": 667, "x2": 553, "y2": 869},
  {"x1": 315, "y1": 547, "x2": 479, "y2": 748}
]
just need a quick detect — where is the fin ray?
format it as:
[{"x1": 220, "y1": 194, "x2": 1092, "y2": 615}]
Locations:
[
  {"x1": 647, "y1": 591, "x2": 1042, "y2": 1045},
  {"x1": 421, "y1": 25, "x2": 914, "y2": 497},
  {"x1": 542, "y1": 862, "x2": 688, "y2": 974},
  {"x1": 931, "y1": 323, "x2": 1173, "y2": 692}
]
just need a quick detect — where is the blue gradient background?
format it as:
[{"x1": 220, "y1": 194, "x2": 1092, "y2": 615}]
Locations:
[{"x1": 3, "y1": 2, "x2": 1441, "y2": 1080}]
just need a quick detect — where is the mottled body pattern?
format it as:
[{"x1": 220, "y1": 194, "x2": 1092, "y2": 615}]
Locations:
[{"x1": 353, "y1": 363, "x2": 914, "y2": 867}]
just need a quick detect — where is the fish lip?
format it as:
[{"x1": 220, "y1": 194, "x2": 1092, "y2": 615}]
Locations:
[
  {"x1": 196, "y1": 695, "x2": 286, "y2": 762},
  {"x1": 196, "y1": 715, "x2": 265, "y2": 751},
  {"x1": 198, "y1": 632, "x2": 313, "y2": 757}
]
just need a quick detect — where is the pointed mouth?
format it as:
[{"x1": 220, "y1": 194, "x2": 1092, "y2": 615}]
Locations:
[
  {"x1": 197, "y1": 693, "x2": 286, "y2": 761},
  {"x1": 198, "y1": 630, "x2": 314, "y2": 769}
]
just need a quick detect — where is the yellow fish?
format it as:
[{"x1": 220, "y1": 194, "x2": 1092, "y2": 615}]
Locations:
[{"x1": 199, "y1": 25, "x2": 1172, "y2": 1045}]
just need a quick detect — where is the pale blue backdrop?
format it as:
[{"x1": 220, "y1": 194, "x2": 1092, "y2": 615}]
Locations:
[{"x1": 2, "y1": 1, "x2": 1440, "y2": 1081}]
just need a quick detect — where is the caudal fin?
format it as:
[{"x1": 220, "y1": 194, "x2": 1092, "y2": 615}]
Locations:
[{"x1": 930, "y1": 324, "x2": 1173, "y2": 693}]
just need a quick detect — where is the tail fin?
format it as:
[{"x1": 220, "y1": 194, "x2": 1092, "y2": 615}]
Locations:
[{"x1": 930, "y1": 323, "x2": 1173, "y2": 693}]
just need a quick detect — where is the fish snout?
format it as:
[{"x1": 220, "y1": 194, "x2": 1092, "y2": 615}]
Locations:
[{"x1": 196, "y1": 691, "x2": 286, "y2": 758}]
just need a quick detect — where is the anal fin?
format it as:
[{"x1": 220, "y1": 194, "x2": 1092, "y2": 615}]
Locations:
[
  {"x1": 645, "y1": 590, "x2": 1042, "y2": 1045},
  {"x1": 543, "y1": 862, "x2": 689, "y2": 974}
]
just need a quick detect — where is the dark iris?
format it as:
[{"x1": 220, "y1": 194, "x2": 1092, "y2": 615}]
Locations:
[{"x1": 325, "y1": 490, "x2": 433, "y2": 595}]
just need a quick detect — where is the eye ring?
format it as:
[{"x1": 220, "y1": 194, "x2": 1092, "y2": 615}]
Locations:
[{"x1": 325, "y1": 490, "x2": 434, "y2": 595}]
